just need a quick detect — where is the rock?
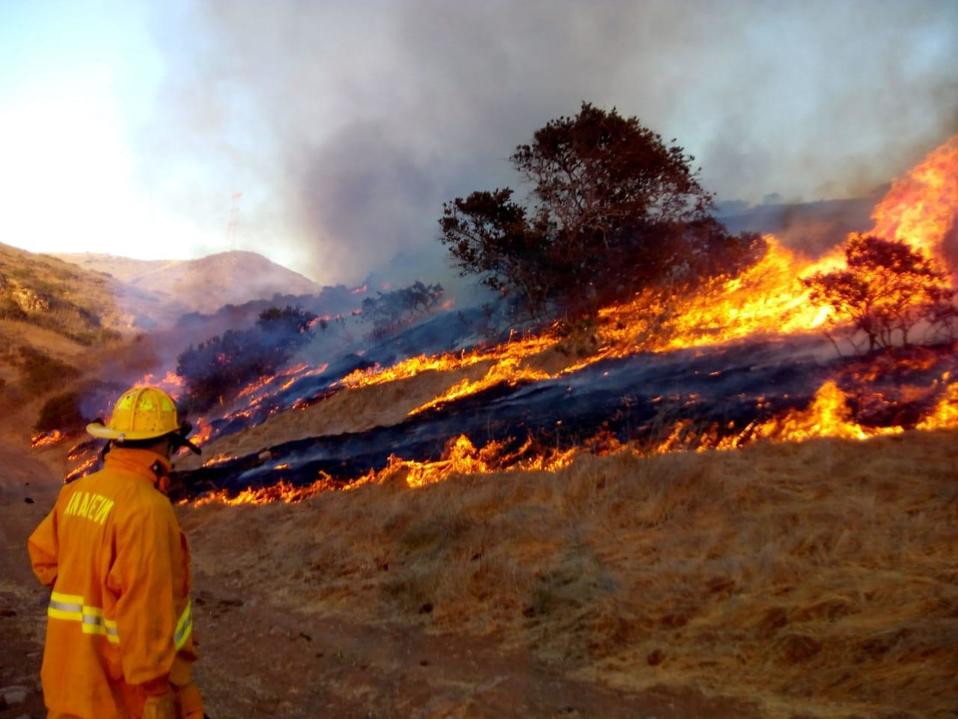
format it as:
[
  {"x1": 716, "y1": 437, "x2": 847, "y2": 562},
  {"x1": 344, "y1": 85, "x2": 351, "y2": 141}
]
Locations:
[{"x1": 11, "y1": 287, "x2": 50, "y2": 313}]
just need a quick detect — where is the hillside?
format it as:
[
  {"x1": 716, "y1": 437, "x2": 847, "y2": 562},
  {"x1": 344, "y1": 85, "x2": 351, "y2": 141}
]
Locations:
[
  {"x1": 7, "y1": 431, "x2": 955, "y2": 718},
  {"x1": 56, "y1": 250, "x2": 322, "y2": 314},
  {"x1": 0, "y1": 242, "x2": 132, "y2": 343},
  {"x1": 0, "y1": 243, "x2": 331, "y2": 443}
]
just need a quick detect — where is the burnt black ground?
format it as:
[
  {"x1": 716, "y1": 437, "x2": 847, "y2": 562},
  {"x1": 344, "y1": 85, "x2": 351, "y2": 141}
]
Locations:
[{"x1": 175, "y1": 338, "x2": 958, "y2": 498}]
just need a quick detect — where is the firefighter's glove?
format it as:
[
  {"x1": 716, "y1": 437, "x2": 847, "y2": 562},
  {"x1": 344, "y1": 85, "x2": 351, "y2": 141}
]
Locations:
[
  {"x1": 143, "y1": 691, "x2": 176, "y2": 719},
  {"x1": 175, "y1": 682, "x2": 205, "y2": 719}
]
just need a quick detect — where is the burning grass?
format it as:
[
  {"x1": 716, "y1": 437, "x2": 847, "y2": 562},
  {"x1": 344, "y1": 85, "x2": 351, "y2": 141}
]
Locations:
[{"x1": 180, "y1": 430, "x2": 958, "y2": 718}]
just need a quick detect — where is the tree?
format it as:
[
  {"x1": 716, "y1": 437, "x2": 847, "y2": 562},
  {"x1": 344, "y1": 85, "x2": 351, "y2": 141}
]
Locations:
[
  {"x1": 439, "y1": 102, "x2": 761, "y2": 320},
  {"x1": 361, "y1": 281, "x2": 445, "y2": 339},
  {"x1": 803, "y1": 234, "x2": 955, "y2": 352}
]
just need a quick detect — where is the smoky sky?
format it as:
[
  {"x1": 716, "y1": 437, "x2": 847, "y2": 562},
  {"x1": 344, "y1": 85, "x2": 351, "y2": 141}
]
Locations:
[{"x1": 141, "y1": 0, "x2": 958, "y2": 285}]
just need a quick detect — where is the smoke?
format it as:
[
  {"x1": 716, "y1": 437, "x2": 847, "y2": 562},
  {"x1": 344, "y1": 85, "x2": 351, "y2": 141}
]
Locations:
[{"x1": 140, "y1": 0, "x2": 958, "y2": 285}]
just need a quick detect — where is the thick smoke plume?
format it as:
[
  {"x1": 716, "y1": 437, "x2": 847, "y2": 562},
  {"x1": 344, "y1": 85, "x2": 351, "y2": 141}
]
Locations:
[{"x1": 142, "y1": 0, "x2": 958, "y2": 285}]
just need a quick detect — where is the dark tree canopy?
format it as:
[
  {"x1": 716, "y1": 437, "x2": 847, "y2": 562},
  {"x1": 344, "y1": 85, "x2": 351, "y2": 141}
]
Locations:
[
  {"x1": 803, "y1": 234, "x2": 955, "y2": 352},
  {"x1": 440, "y1": 103, "x2": 761, "y2": 319}
]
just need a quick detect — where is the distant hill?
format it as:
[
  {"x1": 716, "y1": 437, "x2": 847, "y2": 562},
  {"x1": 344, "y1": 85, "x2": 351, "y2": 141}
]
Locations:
[
  {"x1": 0, "y1": 242, "x2": 140, "y2": 344},
  {"x1": 55, "y1": 250, "x2": 321, "y2": 314}
]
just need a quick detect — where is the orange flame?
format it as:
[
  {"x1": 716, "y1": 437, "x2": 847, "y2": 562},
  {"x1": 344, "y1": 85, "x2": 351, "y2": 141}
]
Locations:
[
  {"x1": 341, "y1": 333, "x2": 557, "y2": 391},
  {"x1": 31, "y1": 430, "x2": 64, "y2": 448},
  {"x1": 408, "y1": 358, "x2": 551, "y2": 415},
  {"x1": 744, "y1": 381, "x2": 904, "y2": 443},
  {"x1": 190, "y1": 475, "x2": 339, "y2": 507},
  {"x1": 916, "y1": 381, "x2": 958, "y2": 430},
  {"x1": 871, "y1": 134, "x2": 958, "y2": 264},
  {"x1": 190, "y1": 420, "x2": 214, "y2": 447},
  {"x1": 189, "y1": 374, "x2": 958, "y2": 506}
]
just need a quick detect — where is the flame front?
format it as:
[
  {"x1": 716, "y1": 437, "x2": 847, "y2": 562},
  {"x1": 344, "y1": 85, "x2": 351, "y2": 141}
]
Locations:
[
  {"x1": 916, "y1": 381, "x2": 958, "y2": 430},
  {"x1": 50, "y1": 135, "x2": 958, "y2": 500},
  {"x1": 745, "y1": 380, "x2": 904, "y2": 443},
  {"x1": 871, "y1": 134, "x2": 958, "y2": 266}
]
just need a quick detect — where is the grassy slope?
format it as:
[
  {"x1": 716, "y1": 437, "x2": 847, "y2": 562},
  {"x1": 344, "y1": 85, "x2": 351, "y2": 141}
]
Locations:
[
  {"x1": 0, "y1": 244, "x2": 168, "y2": 441},
  {"x1": 182, "y1": 431, "x2": 958, "y2": 719},
  {"x1": 0, "y1": 242, "x2": 132, "y2": 341}
]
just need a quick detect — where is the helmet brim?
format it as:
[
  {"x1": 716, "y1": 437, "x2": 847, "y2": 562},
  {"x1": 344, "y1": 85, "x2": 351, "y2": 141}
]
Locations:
[{"x1": 86, "y1": 423, "x2": 173, "y2": 441}]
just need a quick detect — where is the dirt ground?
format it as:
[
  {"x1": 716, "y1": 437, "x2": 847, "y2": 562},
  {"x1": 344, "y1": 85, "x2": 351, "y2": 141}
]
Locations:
[{"x1": 1, "y1": 440, "x2": 761, "y2": 719}]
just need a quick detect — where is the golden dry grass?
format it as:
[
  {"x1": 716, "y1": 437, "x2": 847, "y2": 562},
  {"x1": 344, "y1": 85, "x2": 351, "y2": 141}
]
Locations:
[{"x1": 180, "y1": 429, "x2": 958, "y2": 719}]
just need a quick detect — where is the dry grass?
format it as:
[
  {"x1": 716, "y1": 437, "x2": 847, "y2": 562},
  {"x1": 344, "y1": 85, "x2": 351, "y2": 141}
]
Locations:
[{"x1": 181, "y1": 430, "x2": 958, "y2": 719}]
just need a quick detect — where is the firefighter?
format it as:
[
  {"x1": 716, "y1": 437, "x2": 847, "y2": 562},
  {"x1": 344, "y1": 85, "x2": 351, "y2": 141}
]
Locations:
[{"x1": 28, "y1": 386, "x2": 205, "y2": 719}]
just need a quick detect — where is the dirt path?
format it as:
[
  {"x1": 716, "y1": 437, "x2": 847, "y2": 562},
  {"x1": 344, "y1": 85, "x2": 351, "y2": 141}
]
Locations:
[
  {"x1": 0, "y1": 441, "x2": 761, "y2": 719},
  {"x1": 0, "y1": 442, "x2": 58, "y2": 719}
]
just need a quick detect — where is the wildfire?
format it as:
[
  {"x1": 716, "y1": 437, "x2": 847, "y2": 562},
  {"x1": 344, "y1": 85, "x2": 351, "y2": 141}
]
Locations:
[
  {"x1": 65, "y1": 455, "x2": 98, "y2": 484},
  {"x1": 31, "y1": 430, "x2": 64, "y2": 448},
  {"x1": 739, "y1": 380, "x2": 904, "y2": 444},
  {"x1": 583, "y1": 236, "x2": 837, "y2": 364},
  {"x1": 190, "y1": 435, "x2": 582, "y2": 505},
  {"x1": 916, "y1": 382, "x2": 958, "y2": 430},
  {"x1": 871, "y1": 134, "x2": 958, "y2": 265},
  {"x1": 190, "y1": 475, "x2": 339, "y2": 507},
  {"x1": 188, "y1": 371, "x2": 958, "y2": 507},
  {"x1": 181, "y1": 134, "x2": 958, "y2": 507},
  {"x1": 190, "y1": 420, "x2": 214, "y2": 447},
  {"x1": 201, "y1": 453, "x2": 234, "y2": 467},
  {"x1": 340, "y1": 333, "x2": 557, "y2": 391},
  {"x1": 408, "y1": 357, "x2": 552, "y2": 415}
]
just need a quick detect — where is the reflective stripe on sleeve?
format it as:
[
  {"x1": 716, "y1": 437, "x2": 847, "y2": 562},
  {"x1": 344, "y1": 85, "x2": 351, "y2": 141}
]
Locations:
[
  {"x1": 47, "y1": 593, "x2": 120, "y2": 645},
  {"x1": 80, "y1": 612, "x2": 120, "y2": 644},
  {"x1": 48, "y1": 592, "x2": 83, "y2": 621},
  {"x1": 174, "y1": 600, "x2": 192, "y2": 651}
]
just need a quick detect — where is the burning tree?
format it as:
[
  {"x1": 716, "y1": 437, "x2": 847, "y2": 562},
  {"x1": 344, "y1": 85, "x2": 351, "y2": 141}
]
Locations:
[
  {"x1": 177, "y1": 306, "x2": 318, "y2": 410},
  {"x1": 439, "y1": 102, "x2": 761, "y2": 320},
  {"x1": 803, "y1": 234, "x2": 955, "y2": 352}
]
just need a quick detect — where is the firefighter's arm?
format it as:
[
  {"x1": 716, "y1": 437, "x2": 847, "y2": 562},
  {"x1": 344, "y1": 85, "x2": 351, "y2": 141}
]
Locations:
[
  {"x1": 27, "y1": 508, "x2": 59, "y2": 587},
  {"x1": 107, "y1": 496, "x2": 182, "y2": 690}
]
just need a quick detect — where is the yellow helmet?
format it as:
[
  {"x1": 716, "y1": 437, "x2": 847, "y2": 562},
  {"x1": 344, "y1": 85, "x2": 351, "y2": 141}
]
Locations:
[{"x1": 87, "y1": 386, "x2": 181, "y2": 442}]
